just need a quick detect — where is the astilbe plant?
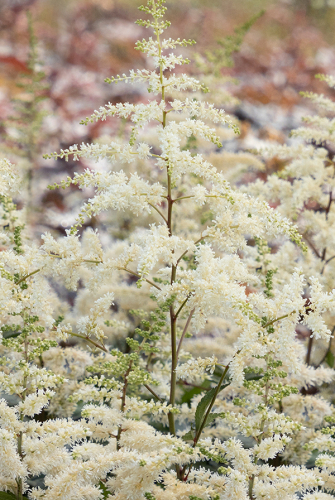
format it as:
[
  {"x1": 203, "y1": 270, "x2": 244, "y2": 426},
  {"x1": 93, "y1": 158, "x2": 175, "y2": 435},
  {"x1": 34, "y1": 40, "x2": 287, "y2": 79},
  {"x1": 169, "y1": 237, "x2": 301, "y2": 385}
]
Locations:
[
  {"x1": 2, "y1": 1, "x2": 335, "y2": 499},
  {"x1": 0, "y1": 12, "x2": 50, "y2": 211},
  {"x1": 241, "y1": 73, "x2": 335, "y2": 472}
]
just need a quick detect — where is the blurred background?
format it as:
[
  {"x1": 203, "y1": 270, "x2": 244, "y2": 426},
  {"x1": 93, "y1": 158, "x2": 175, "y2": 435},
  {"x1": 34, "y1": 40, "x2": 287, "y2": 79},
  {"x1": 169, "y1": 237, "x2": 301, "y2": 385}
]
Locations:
[
  {"x1": 1, "y1": 0, "x2": 335, "y2": 234},
  {"x1": 2, "y1": 0, "x2": 335, "y2": 122}
]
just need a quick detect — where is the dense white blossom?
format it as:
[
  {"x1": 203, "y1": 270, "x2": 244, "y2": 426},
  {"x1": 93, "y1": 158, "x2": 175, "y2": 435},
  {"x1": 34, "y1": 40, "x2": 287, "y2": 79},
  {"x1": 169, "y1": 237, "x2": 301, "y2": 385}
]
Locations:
[
  {"x1": 0, "y1": 158, "x2": 21, "y2": 196},
  {"x1": 2, "y1": 2, "x2": 335, "y2": 500}
]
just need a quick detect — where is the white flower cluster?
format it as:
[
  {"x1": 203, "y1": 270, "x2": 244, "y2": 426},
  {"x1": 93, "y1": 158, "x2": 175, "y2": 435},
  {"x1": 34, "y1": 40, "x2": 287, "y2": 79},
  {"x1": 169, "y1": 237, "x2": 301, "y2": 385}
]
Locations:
[
  {"x1": 0, "y1": 158, "x2": 21, "y2": 197},
  {"x1": 3, "y1": 1, "x2": 335, "y2": 499}
]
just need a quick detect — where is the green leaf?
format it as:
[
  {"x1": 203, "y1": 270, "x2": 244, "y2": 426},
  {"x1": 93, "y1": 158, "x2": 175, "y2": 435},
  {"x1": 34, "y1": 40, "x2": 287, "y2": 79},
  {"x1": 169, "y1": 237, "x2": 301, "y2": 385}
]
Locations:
[
  {"x1": 182, "y1": 430, "x2": 194, "y2": 441},
  {"x1": 203, "y1": 412, "x2": 224, "y2": 428},
  {"x1": 244, "y1": 372, "x2": 263, "y2": 382},
  {"x1": 0, "y1": 492, "x2": 29, "y2": 500},
  {"x1": 181, "y1": 380, "x2": 211, "y2": 404},
  {"x1": 326, "y1": 350, "x2": 334, "y2": 368},
  {"x1": 3, "y1": 331, "x2": 22, "y2": 339},
  {"x1": 195, "y1": 382, "x2": 229, "y2": 432},
  {"x1": 98, "y1": 481, "x2": 110, "y2": 499}
]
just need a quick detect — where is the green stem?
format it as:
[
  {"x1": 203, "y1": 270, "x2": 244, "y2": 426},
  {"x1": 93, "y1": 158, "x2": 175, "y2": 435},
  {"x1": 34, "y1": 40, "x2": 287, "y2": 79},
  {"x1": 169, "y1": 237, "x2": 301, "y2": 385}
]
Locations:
[
  {"x1": 144, "y1": 384, "x2": 163, "y2": 402},
  {"x1": 176, "y1": 308, "x2": 194, "y2": 358},
  {"x1": 174, "y1": 296, "x2": 190, "y2": 320},
  {"x1": 120, "y1": 267, "x2": 161, "y2": 291},
  {"x1": 168, "y1": 265, "x2": 177, "y2": 436},
  {"x1": 173, "y1": 194, "x2": 240, "y2": 204},
  {"x1": 47, "y1": 253, "x2": 102, "y2": 265},
  {"x1": 155, "y1": 15, "x2": 177, "y2": 439},
  {"x1": 16, "y1": 431, "x2": 23, "y2": 500},
  {"x1": 154, "y1": 8, "x2": 181, "y2": 480},
  {"x1": 248, "y1": 474, "x2": 255, "y2": 499},
  {"x1": 116, "y1": 360, "x2": 133, "y2": 450},
  {"x1": 167, "y1": 174, "x2": 172, "y2": 234},
  {"x1": 147, "y1": 202, "x2": 168, "y2": 224},
  {"x1": 17, "y1": 337, "x2": 29, "y2": 500},
  {"x1": 306, "y1": 334, "x2": 313, "y2": 366},
  {"x1": 176, "y1": 236, "x2": 206, "y2": 265},
  {"x1": 248, "y1": 455, "x2": 259, "y2": 499},
  {"x1": 179, "y1": 354, "x2": 237, "y2": 482},
  {"x1": 15, "y1": 268, "x2": 41, "y2": 285},
  {"x1": 177, "y1": 380, "x2": 209, "y2": 391},
  {"x1": 316, "y1": 327, "x2": 334, "y2": 367},
  {"x1": 46, "y1": 253, "x2": 162, "y2": 291},
  {"x1": 173, "y1": 195, "x2": 195, "y2": 202},
  {"x1": 70, "y1": 332, "x2": 108, "y2": 352},
  {"x1": 263, "y1": 312, "x2": 295, "y2": 329},
  {"x1": 193, "y1": 353, "x2": 238, "y2": 446}
]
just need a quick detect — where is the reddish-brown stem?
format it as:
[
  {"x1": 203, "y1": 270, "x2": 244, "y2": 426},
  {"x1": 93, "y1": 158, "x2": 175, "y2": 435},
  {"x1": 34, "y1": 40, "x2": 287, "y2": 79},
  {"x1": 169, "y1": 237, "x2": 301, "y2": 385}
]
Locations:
[
  {"x1": 303, "y1": 234, "x2": 321, "y2": 259},
  {"x1": 116, "y1": 360, "x2": 133, "y2": 450},
  {"x1": 144, "y1": 384, "x2": 163, "y2": 402}
]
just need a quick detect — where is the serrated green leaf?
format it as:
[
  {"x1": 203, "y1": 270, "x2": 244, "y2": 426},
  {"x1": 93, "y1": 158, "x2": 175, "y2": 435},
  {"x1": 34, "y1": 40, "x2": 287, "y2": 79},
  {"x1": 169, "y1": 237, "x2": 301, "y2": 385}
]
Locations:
[
  {"x1": 195, "y1": 382, "x2": 229, "y2": 432},
  {"x1": 203, "y1": 412, "x2": 224, "y2": 428},
  {"x1": 326, "y1": 350, "x2": 334, "y2": 368},
  {"x1": 181, "y1": 380, "x2": 211, "y2": 404},
  {"x1": 182, "y1": 430, "x2": 194, "y2": 441},
  {"x1": 98, "y1": 481, "x2": 110, "y2": 499}
]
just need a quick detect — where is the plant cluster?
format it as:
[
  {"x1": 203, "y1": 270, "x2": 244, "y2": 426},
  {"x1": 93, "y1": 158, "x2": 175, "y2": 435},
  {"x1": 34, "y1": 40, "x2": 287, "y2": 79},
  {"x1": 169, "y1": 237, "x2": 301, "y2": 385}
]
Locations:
[{"x1": 2, "y1": 1, "x2": 335, "y2": 499}]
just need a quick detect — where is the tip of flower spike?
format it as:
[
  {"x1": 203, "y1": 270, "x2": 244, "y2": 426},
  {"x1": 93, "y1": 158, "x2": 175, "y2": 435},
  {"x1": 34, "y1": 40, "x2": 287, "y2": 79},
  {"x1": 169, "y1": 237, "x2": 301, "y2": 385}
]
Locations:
[
  {"x1": 314, "y1": 73, "x2": 335, "y2": 89},
  {"x1": 80, "y1": 117, "x2": 90, "y2": 126}
]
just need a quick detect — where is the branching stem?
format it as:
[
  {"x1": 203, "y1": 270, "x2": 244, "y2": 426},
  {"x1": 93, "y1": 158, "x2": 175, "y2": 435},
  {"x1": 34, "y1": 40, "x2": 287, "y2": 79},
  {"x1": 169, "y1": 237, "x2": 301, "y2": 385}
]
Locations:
[
  {"x1": 193, "y1": 356, "x2": 234, "y2": 446},
  {"x1": 116, "y1": 360, "x2": 133, "y2": 450},
  {"x1": 15, "y1": 268, "x2": 41, "y2": 285},
  {"x1": 69, "y1": 332, "x2": 108, "y2": 352},
  {"x1": 174, "y1": 296, "x2": 190, "y2": 320},
  {"x1": 147, "y1": 202, "x2": 168, "y2": 224},
  {"x1": 176, "y1": 236, "x2": 206, "y2": 265},
  {"x1": 144, "y1": 384, "x2": 164, "y2": 402},
  {"x1": 176, "y1": 308, "x2": 194, "y2": 358},
  {"x1": 120, "y1": 267, "x2": 161, "y2": 290}
]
